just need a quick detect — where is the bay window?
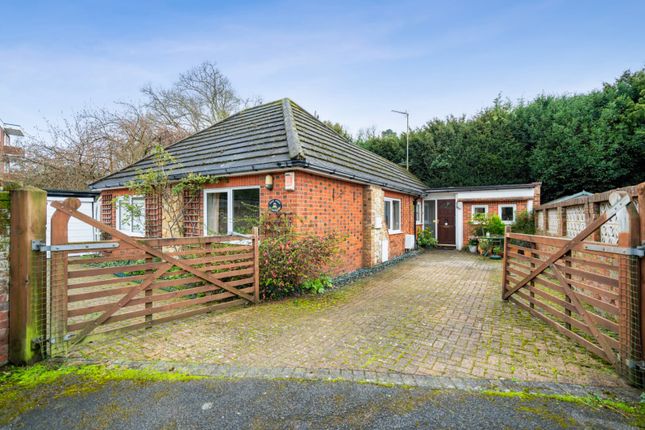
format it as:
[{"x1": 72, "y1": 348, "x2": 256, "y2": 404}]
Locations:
[{"x1": 204, "y1": 187, "x2": 260, "y2": 235}]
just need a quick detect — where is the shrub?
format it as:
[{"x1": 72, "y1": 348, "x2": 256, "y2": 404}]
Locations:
[
  {"x1": 469, "y1": 213, "x2": 505, "y2": 236},
  {"x1": 417, "y1": 227, "x2": 438, "y2": 248},
  {"x1": 511, "y1": 210, "x2": 535, "y2": 234},
  {"x1": 259, "y1": 213, "x2": 340, "y2": 300}
]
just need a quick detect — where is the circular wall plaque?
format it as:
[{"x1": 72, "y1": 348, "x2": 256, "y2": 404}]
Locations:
[{"x1": 268, "y1": 199, "x2": 283, "y2": 212}]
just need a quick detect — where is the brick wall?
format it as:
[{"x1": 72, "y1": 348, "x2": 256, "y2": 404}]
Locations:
[
  {"x1": 100, "y1": 171, "x2": 417, "y2": 276},
  {"x1": 384, "y1": 190, "x2": 416, "y2": 259},
  {"x1": 0, "y1": 191, "x2": 10, "y2": 365},
  {"x1": 461, "y1": 199, "x2": 530, "y2": 244}
]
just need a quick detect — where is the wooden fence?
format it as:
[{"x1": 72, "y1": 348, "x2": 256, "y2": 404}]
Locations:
[
  {"x1": 48, "y1": 198, "x2": 259, "y2": 353},
  {"x1": 503, "y1": 184, "x2": 645, "y2": 386}
]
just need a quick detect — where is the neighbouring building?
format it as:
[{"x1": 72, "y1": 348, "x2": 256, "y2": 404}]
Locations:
[
  {"x1": 423, "y1": 183, "x2": 541, "y2": 249},
  {"x1": 46, "y1": 189, "x2": 99, "y2": 246},
  {"x1": 90, "y1": 99, "x2": 427, "y2": 275},
  {"x1": 0, "y1": 120, "x2": 24, "y2": 181}
]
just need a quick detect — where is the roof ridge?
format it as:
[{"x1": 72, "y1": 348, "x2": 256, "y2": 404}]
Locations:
[{"x1": 281, "y1": 98, "x2": 305, "y2": 160}]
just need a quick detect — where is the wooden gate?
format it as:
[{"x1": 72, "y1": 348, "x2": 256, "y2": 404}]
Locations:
[
  {"x1": 48, "y1": 198, "x2": 259, "y2": 353},
  {"x1": 502, "y1": 191, "x2": 644, "y2": 385}
]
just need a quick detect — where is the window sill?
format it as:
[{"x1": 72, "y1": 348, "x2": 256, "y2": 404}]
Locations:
[
  {"x1": 388, "y1": 230, "x2": 403, "y2": 235},
  {"x1": 118, "y1": 230, "x2": 145, "y2": 237}
]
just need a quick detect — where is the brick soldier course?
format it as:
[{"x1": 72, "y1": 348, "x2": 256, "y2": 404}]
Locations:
[{"x1": 71, "y1": 251, "x2": 624, "y2": 387}]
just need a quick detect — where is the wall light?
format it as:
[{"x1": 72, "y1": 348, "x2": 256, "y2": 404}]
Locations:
[{"x1": 265, "y1": 174, "x2": 274, "y2": 190}]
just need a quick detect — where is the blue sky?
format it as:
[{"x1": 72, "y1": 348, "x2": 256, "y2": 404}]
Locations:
[{"x1": 1, "y1": 0, "x2": 643, "y2": 138}]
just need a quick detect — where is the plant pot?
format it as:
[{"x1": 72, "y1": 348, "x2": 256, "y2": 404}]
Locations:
[
  {"x1": 468, "y1": 245, "x2": 477, "y2": 253},
  {"x1": 489, "y1": 255, "x2": 502, "y2": 260}
]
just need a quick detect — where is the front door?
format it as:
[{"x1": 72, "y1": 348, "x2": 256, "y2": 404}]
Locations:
[{"x1": 437, "y1": 199, "x2": 456, "y2": 245}]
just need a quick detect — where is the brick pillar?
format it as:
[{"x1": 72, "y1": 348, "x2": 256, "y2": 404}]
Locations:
[{"x1": 362, "y1": 185, "x2": 385, "y2": 267}]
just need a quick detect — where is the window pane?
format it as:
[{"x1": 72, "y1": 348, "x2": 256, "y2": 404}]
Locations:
[
  {"x1": 501, "y1": 206, "x2": 514, "y2": 222},
  {"x1": 384, "y1": 201, "x2": 391, "y2": 229},
  {"x1": 118, "y1": 201, "x2": 130, "y2": 231},
  {"x1": 233, "y1": 188, "x2": 260, "y2": 234},
  {"x1": 131, "y1": 197, "x2": 145, "y2": 235},
  {"x1": 206, "y1": 192, "x2": 228, "y2": 234},
  {"x1": 392, "y1": 200, "x2": 401, "y2": 231},
  {"x1": 473, "y1": 207, "x2": 487, "y2": 216}
]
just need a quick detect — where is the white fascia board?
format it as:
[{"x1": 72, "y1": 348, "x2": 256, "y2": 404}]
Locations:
[
  {"x1": 456, "y1": 188, "x2": 534, "y2": 200},
  {"x1": 424, "y1": 192, "x2": 457, "y2": 200}
]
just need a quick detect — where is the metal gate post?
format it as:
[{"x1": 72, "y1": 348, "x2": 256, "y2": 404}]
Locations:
[
  {"x1": 616, "y1": 191, "x2": 642, "y2": 386},
  {"x1": 49, "y1": 198, "x2": 79, "y2": 356},
  {"x1": 8, "y1": 186, "x2": 47, "y2": 364}
]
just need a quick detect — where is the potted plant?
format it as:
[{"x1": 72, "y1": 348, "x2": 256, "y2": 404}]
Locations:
[
  {"x1": 478, "y1": 238, "x2": 492, "y2": 256},
  {"x1": 490, "y1": 246, "x2": 503, "y2": 260},
  {"x1": 468, "y1": 237, "x2": 478, "y2": 253}
]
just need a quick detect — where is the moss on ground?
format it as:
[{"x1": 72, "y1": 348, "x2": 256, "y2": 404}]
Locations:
[
  {"x1": 0, "y1": 362, "x2": 202, "y2": 425},
  {"x1": 481, "y1": 389, "x2": 645, "y2": 428}
]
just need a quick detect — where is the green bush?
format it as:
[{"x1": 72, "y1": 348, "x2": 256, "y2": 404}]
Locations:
[
  {"x1": 302, "y1": 276, "x2": 333, "y2": 294},
  {"x1": 511, "y1": 210, "x2": 535, "y2": 234},
  {"x1": 417, "y1": 227, "x2": 438, "y2": 248},
  {"x1": 469, "y1": 213, "x2": 505, "y2": 236},
  {"x1": 259, "y1": 213, "x2": 340, "y2": 300}
]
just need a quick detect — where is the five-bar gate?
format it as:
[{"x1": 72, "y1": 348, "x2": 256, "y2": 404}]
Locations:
[
  {"x1": 46, "y1": 198, "x2": 259, "y2": 355},
  {"x1": 502, "y1": 190, "x2": 644, "y2": 386}
]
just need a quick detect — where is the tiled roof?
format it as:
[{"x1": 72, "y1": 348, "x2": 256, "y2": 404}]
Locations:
[{"x1": 90, "y1": 99, "x2": 426, "y2": 194}]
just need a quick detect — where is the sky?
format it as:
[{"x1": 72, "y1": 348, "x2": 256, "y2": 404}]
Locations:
[{"x1": 1, "y1": 0, "x2": 644, "y2": 138}]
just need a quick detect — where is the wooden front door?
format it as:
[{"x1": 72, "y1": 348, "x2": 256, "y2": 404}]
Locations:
[{"x1": 437, "y1": 199, "x2": 455, "y2": 245}]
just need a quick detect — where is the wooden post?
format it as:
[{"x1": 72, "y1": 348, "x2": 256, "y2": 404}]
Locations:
[
  {"x1": 501, "y1": 226, "x2": 510, "y2": 300},
  {"x1": 252, "y1": 226, "x2": 260, "y2": 303},
  {"x1": 558, "y1": 207, "x2": 566, "y2": 237},
  {"x1": 50, "y1": 198, "x2": 80, "y2": 356},
  {"x1": 8, "y1": 186, "x2": 47, "y2": 364}
]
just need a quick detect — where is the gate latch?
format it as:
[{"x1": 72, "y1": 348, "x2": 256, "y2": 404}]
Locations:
[
  {"x1": 583, "y1": 244, "x2": 645, "y2": 257},
  {"x1": 31, "y1": 240, "x2": 119, "y2": 252}
]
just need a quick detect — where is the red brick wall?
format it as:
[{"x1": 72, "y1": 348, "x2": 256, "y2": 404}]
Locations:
[
  {"x1": 384, "y1": 190, "x2": 416, "y2": 259},
  {"x1": 100, "y1": 171, "x2": 416, "y2": 276},
  {"x1": 461, "y1": 199, "x2": 530, "y2": 244}
]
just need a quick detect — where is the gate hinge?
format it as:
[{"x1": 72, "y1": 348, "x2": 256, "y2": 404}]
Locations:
[
  {"x1": 31, "y1": 240, "x2": 119, "y2": 252},
  {"x1": 626, "y1": 359, "x2": 645, "y2": 370},
  {"x1": 31, "y1": 337, "x2": 49, "y2": 349},
  {"x1": 583, "y1": 244, "x2": 645, "y2": 257}
]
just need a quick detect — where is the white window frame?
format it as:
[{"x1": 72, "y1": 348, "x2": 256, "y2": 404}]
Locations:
[
  {"x1": 384, "y1": 197, "x2": 402, "y2": 234},
  {"x1": 471, "y1": 205, "x2": 488, "y2": 219},
  {"x1": 415, "y1": 201, "x2": 423, "y2": 225},
  {"x1": 116, "y1": 195, "x2": 145, "y2": 237},
  {"x1": 499, "y1": 204, "x2": 517, "y2": 224},
  {"x1": 203, "y1": 186, "x2": 261, "y2": 235}
]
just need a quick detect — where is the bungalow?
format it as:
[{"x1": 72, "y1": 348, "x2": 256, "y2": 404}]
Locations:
[
  {"x1": 90, "y1": 99, "x2": 427, "y2": 275},
  {"x1": 423, "y1": 183, "x2": 541, "y2": 249}
]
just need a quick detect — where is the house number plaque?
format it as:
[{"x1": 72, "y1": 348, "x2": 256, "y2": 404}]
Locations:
[{"x1": 268, "y1": 199, "x2": 283, "y2": 212}]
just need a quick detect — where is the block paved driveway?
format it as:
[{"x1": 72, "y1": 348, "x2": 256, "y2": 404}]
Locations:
[{"x1": 71, "y1": 251, "x2": 624, "y2": 387}]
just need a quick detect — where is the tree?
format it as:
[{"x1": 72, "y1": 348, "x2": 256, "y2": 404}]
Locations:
[
  {"x1": 322, "y1": 120, "x2": 352, "y2": 141},
  {"x1": 142, "y1": 61, "x2": 261, "y2": 135},
  {"x1": 15, "y1": 61, "x2": 260, "y2": 190},
  {"x1": 356, "y1": 68, "x2": 645, "y2": 201},
  {"x1": 122, "y1": 145, "x2": 218, "y2": 237}
]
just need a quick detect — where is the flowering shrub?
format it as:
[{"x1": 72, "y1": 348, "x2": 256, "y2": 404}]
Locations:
[{"x1": 259, "y1": 213, "x2": 340, "y2": 300}]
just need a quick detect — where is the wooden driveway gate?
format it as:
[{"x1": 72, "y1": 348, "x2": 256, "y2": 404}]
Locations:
[
  {"x1": 46, "y1": 198, "x2": 259, "y2": 355},
  {"x1": 502, "y1": 191, "x2": 644, "y2": 385}
]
